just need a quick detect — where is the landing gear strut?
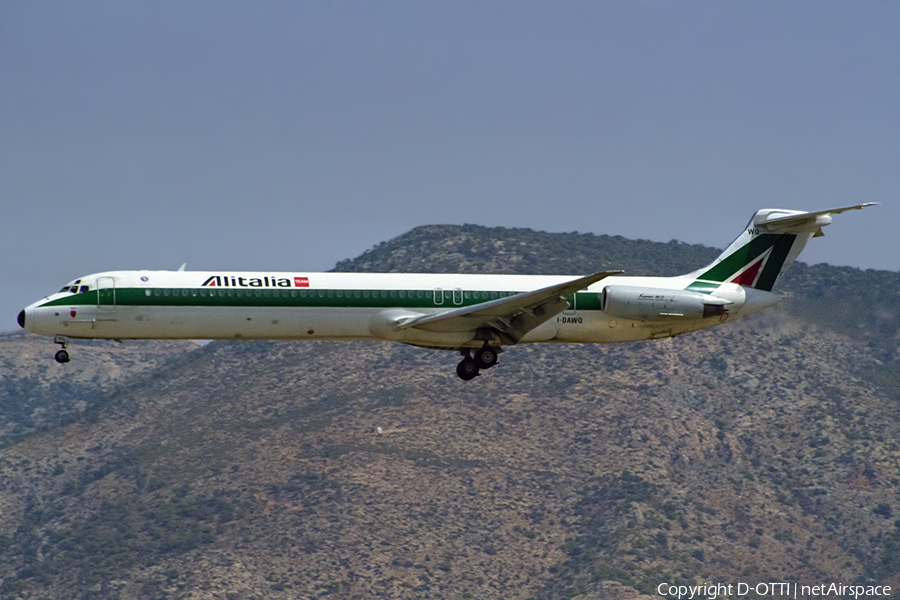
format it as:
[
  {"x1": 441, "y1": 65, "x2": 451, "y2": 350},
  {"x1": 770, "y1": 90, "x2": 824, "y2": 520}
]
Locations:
[
  {"x1": 54, "y1": 335, "x2": 71, "y2": 364},
  {"x1": 456, "y1": 345, "x2": 500, "y2": 380}
]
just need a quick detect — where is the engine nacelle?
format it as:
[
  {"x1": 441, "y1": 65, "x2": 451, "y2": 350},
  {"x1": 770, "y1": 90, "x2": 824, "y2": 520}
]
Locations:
[{"x1": 599, "y1": 285, "x2": 730, "y2": 321}]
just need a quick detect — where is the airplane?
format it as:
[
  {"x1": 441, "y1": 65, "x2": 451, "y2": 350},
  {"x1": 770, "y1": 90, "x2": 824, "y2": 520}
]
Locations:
[{"x1": 18, "y1": 203, "x2": 874, "y2": 380}]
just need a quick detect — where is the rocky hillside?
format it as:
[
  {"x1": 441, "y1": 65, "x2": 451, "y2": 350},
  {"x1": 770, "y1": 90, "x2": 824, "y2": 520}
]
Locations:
[
  {"x1": 0, "y1": 333, "x2": 197, "y2": 444},
  {"x1": 1, "y1": 225, "x2": 898, "y2": 599}
]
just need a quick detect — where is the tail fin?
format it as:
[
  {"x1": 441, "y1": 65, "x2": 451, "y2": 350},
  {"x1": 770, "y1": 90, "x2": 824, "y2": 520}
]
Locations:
[{"x1": 684, "y1": 203, "x2": 875, "y2": 293}]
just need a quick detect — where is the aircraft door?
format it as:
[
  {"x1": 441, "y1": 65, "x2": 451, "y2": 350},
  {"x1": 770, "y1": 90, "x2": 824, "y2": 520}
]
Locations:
[
  {"x1": 562, "y1": 292, "x2": 577, "y2": 315},
  {"x1": 96, "y1": 276, "x2": 117, "y2": 320}
]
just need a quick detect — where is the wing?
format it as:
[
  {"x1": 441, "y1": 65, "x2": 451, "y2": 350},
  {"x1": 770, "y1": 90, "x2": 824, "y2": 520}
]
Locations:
[{"x1": 395, "y1": 270, "x2": 622, "y2": 345}]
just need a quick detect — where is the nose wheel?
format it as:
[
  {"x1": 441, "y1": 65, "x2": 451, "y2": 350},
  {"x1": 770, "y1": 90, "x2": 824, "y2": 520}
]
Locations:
[{"x1": 53, "y1": 335, "x2": 71, "y2": 363}]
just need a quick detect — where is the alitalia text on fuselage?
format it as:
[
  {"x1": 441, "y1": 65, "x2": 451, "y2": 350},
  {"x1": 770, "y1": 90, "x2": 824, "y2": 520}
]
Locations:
[{"x1": 201, "y1": 275, "x2": 310, "y2": 288}]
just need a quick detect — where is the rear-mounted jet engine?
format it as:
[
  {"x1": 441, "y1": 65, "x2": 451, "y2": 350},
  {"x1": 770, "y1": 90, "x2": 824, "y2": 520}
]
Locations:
[{"x1": 599, "y1": 285, "x2": 731, "y2": 321}]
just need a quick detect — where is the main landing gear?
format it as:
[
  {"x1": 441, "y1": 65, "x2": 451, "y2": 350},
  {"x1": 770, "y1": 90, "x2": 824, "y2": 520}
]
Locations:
[
  {"x1": 456, "y1": 345, "x2": 500, "y2": 381},
  {"x1": 53, "y1": 335, "x2": 71, "y2": 364}
]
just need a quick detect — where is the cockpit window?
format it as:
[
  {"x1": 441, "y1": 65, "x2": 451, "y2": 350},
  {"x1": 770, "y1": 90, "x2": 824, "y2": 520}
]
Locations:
[{"x1": 59, "y1": 280, "x2": 86, "y2": 294}]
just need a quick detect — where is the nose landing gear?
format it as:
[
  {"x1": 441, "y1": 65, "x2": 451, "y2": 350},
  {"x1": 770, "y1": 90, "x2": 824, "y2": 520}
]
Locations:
[
  {"x1": 456, "y1": 345, "x2": 501, "y2": 380},
  {"x1": 53, "y1": 335, "x2": 71, "y2": 364}
]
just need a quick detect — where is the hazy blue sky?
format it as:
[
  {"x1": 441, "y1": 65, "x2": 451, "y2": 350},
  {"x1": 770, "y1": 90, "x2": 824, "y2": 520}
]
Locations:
[{"x1": 3, "y1": 2, "x2": 897, "y2": 330}]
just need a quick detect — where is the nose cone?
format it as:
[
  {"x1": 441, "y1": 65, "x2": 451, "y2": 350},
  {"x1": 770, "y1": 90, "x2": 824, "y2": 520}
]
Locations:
[{"x1": 17, "y1": 310, "x2": 25, "y2": 329}]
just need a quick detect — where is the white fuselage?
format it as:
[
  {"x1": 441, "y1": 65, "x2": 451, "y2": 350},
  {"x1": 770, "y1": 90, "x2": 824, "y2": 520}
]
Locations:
[{"x1": 21, "y1": 270, "x2": 780, "y2": 349}]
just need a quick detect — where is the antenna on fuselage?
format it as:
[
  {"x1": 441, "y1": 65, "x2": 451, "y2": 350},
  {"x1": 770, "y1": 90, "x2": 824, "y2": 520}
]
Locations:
[{"x1": 178, "y1": 263, "x2": 186, "y2": 272}]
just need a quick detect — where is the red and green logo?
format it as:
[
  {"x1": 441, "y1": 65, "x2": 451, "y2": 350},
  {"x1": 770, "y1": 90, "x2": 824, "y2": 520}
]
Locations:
[{"x1": 687, "y1": 233, "x2": 796, "y2": 293}]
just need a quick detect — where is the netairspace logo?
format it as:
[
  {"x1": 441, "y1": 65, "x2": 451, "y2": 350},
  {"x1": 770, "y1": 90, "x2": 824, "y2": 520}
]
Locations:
[{"x1": 657, "y1": 582, "x2": 892, "y2": 599}]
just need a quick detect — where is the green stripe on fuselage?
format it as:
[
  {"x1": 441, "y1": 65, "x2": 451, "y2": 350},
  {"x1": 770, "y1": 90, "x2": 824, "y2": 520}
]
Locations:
[
  {"x1": 684, "y1": 281, "x2": 722, "y2": 295},
  {"x1": 40, "y1": 287, "x2": 604, "y2": 311}
]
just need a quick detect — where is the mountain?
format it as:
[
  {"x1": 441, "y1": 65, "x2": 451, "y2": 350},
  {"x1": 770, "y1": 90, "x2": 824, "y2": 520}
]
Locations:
[
  {"x1": 0, "y1": 333, "x2": 197, "y2": 444},
  {"x1": 332, "y1": 223, "x2": 722, "y2": 277},
  {"x1": 1, "y1": 225, "x2": 898, "y2": 600}
]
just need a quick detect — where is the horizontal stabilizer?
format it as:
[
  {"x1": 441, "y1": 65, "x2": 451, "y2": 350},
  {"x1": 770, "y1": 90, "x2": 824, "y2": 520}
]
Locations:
[{"x1": 759, "y1": 203, "x2": 877, "y2": 235}]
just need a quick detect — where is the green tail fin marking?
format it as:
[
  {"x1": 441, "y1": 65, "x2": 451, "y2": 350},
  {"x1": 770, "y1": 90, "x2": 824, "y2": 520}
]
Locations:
[{"x1": 690, "y1": 233, "x2": 796, "y2": 292}]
